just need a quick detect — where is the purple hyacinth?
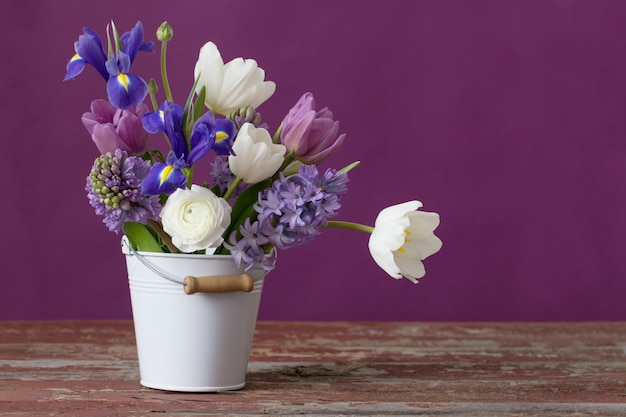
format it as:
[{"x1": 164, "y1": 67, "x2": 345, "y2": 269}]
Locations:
[
  {"x1": 210, "y1": 156, "x2": 248, "y2": 198},
  {"x1": 225, "y1": 164, "x2": 348, "y2": 270},
  {"x1": 86, "y1": 149, "x2": 161, "y2": 233}
]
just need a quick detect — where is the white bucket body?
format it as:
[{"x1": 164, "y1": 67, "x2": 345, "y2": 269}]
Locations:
[{"x1": 123, "y1": 243, "x2": 265, "y2": 392}]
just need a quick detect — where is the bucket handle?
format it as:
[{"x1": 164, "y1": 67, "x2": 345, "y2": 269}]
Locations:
[
  {"x1": 122, "y1": 236, "x2": 258, "y2": 295},
  {"x1": 183, "y1": 274, "x2": 253, "y2": 294}
]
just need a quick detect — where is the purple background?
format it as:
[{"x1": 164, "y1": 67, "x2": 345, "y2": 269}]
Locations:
[{"x1": 1, "y1": 0, "x2": 625, "y2": 321}]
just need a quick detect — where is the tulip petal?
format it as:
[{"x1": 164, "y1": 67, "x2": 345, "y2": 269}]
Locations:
[
  {"x1": 116, "y1": 112, "x2": 149, "y2": 154},
  {"x1": 368, "y1": 201, "x2": 441, "y2": 283},
  {"x1": 194, "y1": 42, "x2": 275, "y2": 115},
  {"x1": 90, "y1": 123, "x2": 129, "y2": 154}
]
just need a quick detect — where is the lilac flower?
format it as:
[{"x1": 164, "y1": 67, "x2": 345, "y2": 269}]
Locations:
[
  {"x1": 65, "y1": 21, "x2": 154, "y2": 109},
  {"x1": 280, "y1": 92, "x2": 346, "y2": 165},
  {"x1": 225, "y1": 165, "x2": 348, "y2": 270},
  {"x1": 86, "y1": 149, "x2": 161, "y2": 233},
  {"x1": 81, "y1": 99, "x2": 150, "y2": 155}
]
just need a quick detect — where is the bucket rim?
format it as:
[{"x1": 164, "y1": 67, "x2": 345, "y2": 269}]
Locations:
[{"x1": 121, "y1": 236, "x2": 237, "y2": 261}]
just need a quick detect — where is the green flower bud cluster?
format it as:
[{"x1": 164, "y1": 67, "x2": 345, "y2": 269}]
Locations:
[
  {"x1": 89, "y1": 153, "x2": 130, "y2": 211},
  {"x1": 228, "y1": 106, "x2": 265, "y2": 129}
]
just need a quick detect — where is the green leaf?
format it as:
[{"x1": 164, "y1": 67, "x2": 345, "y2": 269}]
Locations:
[
  {"x1": 193, "y1": 85, "x2": 206, "y2": 122},
  {"x1": 215, "y1": 179, "x2": 272, "y2": 254},
  {"x1": 181, "y1": 74, "x2": 202, "y2": 140},
  {"x1": 123, "y1": 222, "x2": 164, "y2": 252}
]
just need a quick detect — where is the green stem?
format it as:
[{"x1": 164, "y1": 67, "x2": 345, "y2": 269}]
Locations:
[
  {"x1": 223, "y1": 176, "x2": 243, "y2": 200},
  {"x1": 160, "y1": 41, "x2": 173, "y2": 102},
  {"x1": 339, "y1": 160, "x2": 361, "y2": 175},
  {"x1": 147, "y1": 219, "x2": 180, "y2": 253},
  {"x1": 184, "y1": 167, "x2": 194, "y2": 189},
  {"x1": 148, "y1": 89, "x2": 159, "y2": 112},
  {"x1": 325, "y1": 221, "x2": 374, "y2": 234},
  {"x1": 272, "y1": 123, "x2": 284, "y2": 144}
]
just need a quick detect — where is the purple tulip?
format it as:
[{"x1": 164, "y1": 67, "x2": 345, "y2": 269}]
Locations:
[
  {"x1": 280, "y1": 92, "x2": 346, "y2": 165},
  {"x1": 82, "y1": 99, "x2": 150, "y2": 155}
]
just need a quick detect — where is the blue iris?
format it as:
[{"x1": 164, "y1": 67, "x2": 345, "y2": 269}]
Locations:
[
  {"x1": 64, "y1": 21, "x2": 153, "y2": 110},
  {"x1": 141, "y1": 102, "x2": 238, "y2": 195}
]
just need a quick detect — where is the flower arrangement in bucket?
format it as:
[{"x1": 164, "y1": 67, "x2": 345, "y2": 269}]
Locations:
[{"x1": 65, "y1": 20, "x2": 443, "y2": 391}]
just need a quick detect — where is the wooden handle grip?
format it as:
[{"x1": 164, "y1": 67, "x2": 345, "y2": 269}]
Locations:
[{"x1": 183, "y1": 274, "x2": 254, "y2": 295}]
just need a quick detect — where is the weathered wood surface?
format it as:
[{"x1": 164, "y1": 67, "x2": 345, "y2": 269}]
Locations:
[{"x1": 1, "y1": 321, "x2": 626, "y2": 416}]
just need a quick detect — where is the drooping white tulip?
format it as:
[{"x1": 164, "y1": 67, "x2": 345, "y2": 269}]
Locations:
[
  {"x1": 194, "y1": 42, "x2": 276, "y2": 116},
  {"x1": 228, "y1": 123, "x2": 286, "y2": 184},
  {"x1": 368, "y1": 201, "x2": 442, "y2": 283}
]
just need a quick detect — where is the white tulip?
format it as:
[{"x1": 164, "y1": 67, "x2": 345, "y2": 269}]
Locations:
[
  {"x1": 368, "y1": 201, "x2": 442, "y2": 283},
  {"x1": 194, "y1": 41, "x2": 276, "y2": 116},
  {"x1": 228, "y1": 123, "x2": 286, "y2": 184},
  {"x1": 161, "y1": 185, "x2": 231, "y2": 253}
]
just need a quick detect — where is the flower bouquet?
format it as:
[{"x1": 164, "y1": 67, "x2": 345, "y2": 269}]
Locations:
[{"x1": 65, "y1": 20, "x2": 443, "y2": 391}]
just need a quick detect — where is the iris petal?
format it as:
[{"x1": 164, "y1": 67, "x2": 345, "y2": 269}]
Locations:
[
  {"x1": 142, "y1": 109, "x2": 166, "y2": 134},
  {"x1": 142, "y1": 162, "x2": 187, "y2": 195},
  {"x1": 64, "y1": 54, "x2": 86, "y2": 81},
  {"x1": 106, "y1": 73, "x2": 148, "y2": 110},
  {"x1": 120, "y1": 21, "x2": 153, "y2": 62},
  {"x1": 161, "y1": 102, "x2": 187, "y2": 158},
  {"x1": 74, "y1": 28, "x2": 108, "y2": 80},
  {"x1": 213, "y1": 119, "x2": 237, "y2": 156},
  {"x1": 188, "y1": 112, "x2": 217, "y2": 164}
]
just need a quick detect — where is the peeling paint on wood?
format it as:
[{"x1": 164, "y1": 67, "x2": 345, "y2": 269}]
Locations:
[{"x1": 1, "y1": 321, "x2": 626, "y2": 415}]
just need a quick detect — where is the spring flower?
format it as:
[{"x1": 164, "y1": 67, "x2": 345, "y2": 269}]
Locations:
[
  {"x1": 226, "y1": 165, "x2": 348, "y2": 270},
  {"x1": 64, "y1": 27, "x2": 109, "y2": 81},
  {"x1": 194, "y1": 42, "x2": 276, "y2": 115},
  {"x1": 142, "y1": 102, "x2": 234, "y2": 195},
  {"x1": 160, "y1": 185, "x2": 231, "y2": 253},
  {"x1": 280, "y1": 92, "x2": 346, "y2": 165},
  {"x1": 368, "y1": 201, "x2": 442, "y2": 283},
  {"x1": 81, "y1": 99, "x2": 151, "y2": 155},
  {"x1": 65, "y1": 21, "x2": 153, "y2": 109},
  {"x1": 228, "y1": 123, "x2": 286, "y2": 184},
  {"x1": 86, "y1": 149, "x2": 161, "y2": 233},
  {"x1": 228, "y1": 106, "x2": 269, "y2": 130},
  {"x1": 211, "y1": 156, "x2": 247, "y2": 198},
  {"x1": 68, "y1": 20, "x2": 443, "y2": 287}
]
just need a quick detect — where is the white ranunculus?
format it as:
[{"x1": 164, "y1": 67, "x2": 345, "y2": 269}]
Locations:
[
  {"x1": 193, "y1": 41, "x2": 276, "y2": 116},
  {"x1": 368, "y1": 201, "x2": 442, "y2": 283},
  {"x1": 161, "y1": 185, "x2": 232, "y2": 253},
  {"x1": 228, "y1": 123, "x2": 286, "y2": 184}
]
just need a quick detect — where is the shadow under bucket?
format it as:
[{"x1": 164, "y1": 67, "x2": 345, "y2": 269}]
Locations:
[{"x1": 121, "y1": 237, "x2": 267, "y2": 392}]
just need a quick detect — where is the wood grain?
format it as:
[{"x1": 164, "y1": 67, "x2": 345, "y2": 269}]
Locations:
[{"x1": 1, "y1": 321, "x2": 625, "y2": 416}]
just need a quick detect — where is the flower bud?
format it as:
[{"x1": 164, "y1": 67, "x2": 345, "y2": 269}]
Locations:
[
  {"x1": 148, "y1": 78, "x2": 158, "y2": 95},
  {"x1": 157, "y1": 21, "x2": 173, "y2": 41}
]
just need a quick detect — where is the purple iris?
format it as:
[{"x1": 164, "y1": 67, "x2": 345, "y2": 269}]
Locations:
[
  {"x1": 141, "y1": 102, "x2": 237, "y2": 195},
  {"x1": 64, "y1": 21, "x2": 154, "y2": 110}
]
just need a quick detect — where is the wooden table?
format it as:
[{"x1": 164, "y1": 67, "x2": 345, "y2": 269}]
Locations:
[{"x1": 1, "y1": 321, "x2": 626, "y2": 416}]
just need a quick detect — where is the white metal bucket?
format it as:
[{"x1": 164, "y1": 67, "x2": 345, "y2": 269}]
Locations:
[{"x1": 121, "y1": 238, "x2": 267, "y2": 392}]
